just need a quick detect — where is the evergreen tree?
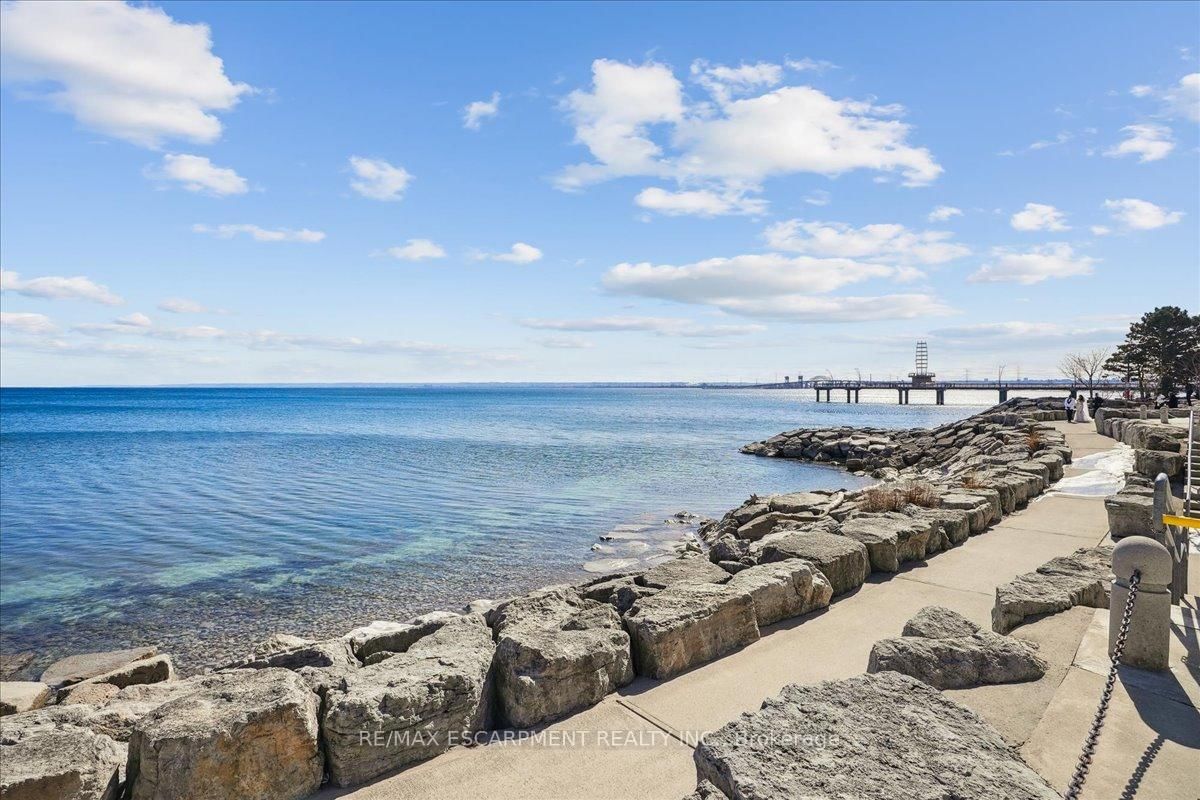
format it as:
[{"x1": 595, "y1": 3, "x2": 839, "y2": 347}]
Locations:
[{"x1": 1104, "y1": 306, "x2": 1200, "y2": 398}]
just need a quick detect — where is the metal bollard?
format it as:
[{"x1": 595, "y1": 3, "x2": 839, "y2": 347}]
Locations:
[{"x1": 1110, "y1": 536, "x2": 1172, "y2": 670}]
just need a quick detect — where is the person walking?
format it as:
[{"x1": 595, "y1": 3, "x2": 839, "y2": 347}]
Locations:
[
  {"x1": 1064, "y1": 393, "x2": 1077, "y2": 423},
  {"x1": 1076, "y1": 393, "x2": 1090, "y2": 423}
]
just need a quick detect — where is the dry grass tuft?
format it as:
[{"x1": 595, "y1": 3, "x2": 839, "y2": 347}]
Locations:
[
  {"x1": 1025, "y1": 430, "x2": 1043, "y2": 455},
  {"x1": 959, "y1": 472, "x2": 988, "y2": 490},
  {"x1": 861, "y1": 482, "x2": 941, "y2": 512}
]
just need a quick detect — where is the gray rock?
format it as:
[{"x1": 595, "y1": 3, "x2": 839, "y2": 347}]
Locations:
[
  {"x1": 322, "y1": 615, "x2": 495, "y2": 787},
  {"x1": 247, "y1": 634, "x2": 313, "y2": 659},
  {"x1": 902, "y1": 606, "x2": 980, "y2": 638},
  {"x1": 767, "y1": 490, "x2": 843, "y2": 515},
  {"x1": 758, "y1": 531, "x2": 870, "y2": 596},
  {"x1": 491, "y1": 587, "x2": 632, "y2": 728},
  {"x1": 0, "y1": 682, "x2": 51, "y2": 716},
  {"x1": 905, "y1": 507, "x2": 971, "y2": 549},
  {"x1": 637, "y1": 555, "x2": 732, "y2": 589},
  {"x1": 940, "y1": 491, "x2": 999, "y2": 534},
  {"x1": 682, "y1": 779, "x2": 729, "y2": 800},
  {"x1": 577, "y1": 575, "x2": 636, "y2": 605},
  {"x1": 57, "y1": 655, "x2": 174, "y2": 704},
  {"x1": 868, "y1": 632, "x2": 1047, "y2": 689},
  {"x1": 1105, "y1": 490, "x2": 1156, "y2": 539},
  {"x1": 125, "y1": 669, "x2": 322, "y2": 800},
  {"x1": 0, "y1": 726, "x2": 124, "y2": 800},
  {"x1": 624, "y1": 584, "x2": 759, "y2": 680},
  {"x1": 693, "y1": 672, "x2": 1058, "y2": 800},
  {"x1": 0, "y1": 652, "x2": 35, "y2": 681},
  {"x1": 224, "y1": 637, "x2": 357, "y2": 672},
  {"x1": 839, "y1": 514, "x2": 929, "y2": 572},
  {"x1": 1133, "y1": 448, "x2": 1183, "y2": 479},
  {"x1": 992, "y1": 547, "x2": 1113, "y2": 633},
  {"x1": 40, "y1": 647, "x2": 158, "y2": 689},
  {"x1": 724, "y1": 560, "x2": 832, "y2": 627},
  {"x1": 345, "y1": 618, "x2": 450, "y2": 662}
]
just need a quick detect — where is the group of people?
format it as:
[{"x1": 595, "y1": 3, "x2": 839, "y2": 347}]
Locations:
[{"x1": 1064, "y1": 392, "x2": 1105, "y2": 424}]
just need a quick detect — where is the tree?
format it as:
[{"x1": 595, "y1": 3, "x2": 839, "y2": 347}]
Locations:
[
  {"x1": 1059, "y1": 348, "x2": 1110, "y2": 397},
  {"x1": 1103, "y1": 306, "x2": 1200, "y2": 398}
]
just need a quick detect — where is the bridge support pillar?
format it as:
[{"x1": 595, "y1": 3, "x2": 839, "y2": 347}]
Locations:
[
  {"x1": 936, "y1": 389, "x2": 945, "y2": 405},
  {"x1": 854, "y1": 389, "x2": 860, "y2": 403},
  {"x1": 999, "y1": 388, "x2": 1008, "y2": 402}
]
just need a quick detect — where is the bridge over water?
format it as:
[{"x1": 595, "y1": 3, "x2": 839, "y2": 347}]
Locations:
[{"x1": 744, "y1": 379, "x2": 1126, "y2": 405}]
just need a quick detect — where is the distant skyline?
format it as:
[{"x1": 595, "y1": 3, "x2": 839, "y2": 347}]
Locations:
[{"x1": 1, "y1": 1, "x2": 1198, "y2": 386}]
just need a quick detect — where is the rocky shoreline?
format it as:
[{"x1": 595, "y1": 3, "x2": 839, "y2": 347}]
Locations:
[{"x1": 1, "y1": 397, "x2": 1087, "y2": 799}]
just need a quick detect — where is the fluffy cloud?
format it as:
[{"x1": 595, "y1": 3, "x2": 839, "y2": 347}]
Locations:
[
  {"x1": 706, "y1": 293, "x2": 952, "y2": 321},
  {"x1": 928, "y1": 205, "x2": 962, "y2": 222},
  {"x1": 929, "y1": 321, "x2": 1124, "y2": 348},
  {"x1": 476, "y1": 243, "x2": 543, "y2": 264},
  {"x1": 1104, "y1": 124, "x2": 1174, "y2": 162},
  {"x1": 763, "y1": 220, "x2": 969, "y2": 264},
  {"x1": 518, "y1": 316, "x2": 764, "y2": 337},
  {"x1": 1, "y1": 269, "x2": 123, "y2": 304},
  {"x1": 116, "y1": 312, "x2": 152, "y2": 328},
  {"x1": 158, "y1": 298, "x2": 210, "y2": 314},
  {"x1": 556, "y1": 59, "x2": 941, "y2": 211},
  {"x1": 192, "y1": 223, "x2": 325, "y2": 242},
  {"x1": 785, "y1": 58, "x2": 838, "y2": 74},
  {"x1": 634, "y1": 186, "x2": 766, "y2": 217},
  {"x1": 1090, "y1": 225, "x2": 1111, "y2": 236},
  {"x1": 1164, "y1": 73, "x2": 1199, "y2": 122},
  {"x1": 968, "y1": 244, "x2": 1096, "y2": 285},
  {"x1": 1103, "y1": 198, "x2": 1184, "y2": 230},
  {"x1": 384, "y1": 239, "x2": 446, "y2": 261},
  {"x1": 0, "y1": 0, "x2": 251, "y2": 148},
  {"x1": 151, "y1": 154, "x2": 248, "y2": 195},
  {"x1": 1010, "y1": 202, "x2": 1070, "y2": 232},
  {"x1": 463, "y1": 92, "x2": 500, "y2": 130},
  {"x1": 348, "y1": 156, "x2": 412, "y2": 201},
  {"x1": 0, "y1": 311, "x2": 57, "y2": 334}
]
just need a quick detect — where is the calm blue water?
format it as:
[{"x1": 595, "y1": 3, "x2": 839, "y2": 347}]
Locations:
[{"x1": 0, "y1": 386, "x2": 985, "y2": 674}]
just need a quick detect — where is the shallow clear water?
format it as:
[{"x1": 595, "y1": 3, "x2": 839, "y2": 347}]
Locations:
[{"x1": 0, "y1": 386, "x2": 987, "y2": 674}]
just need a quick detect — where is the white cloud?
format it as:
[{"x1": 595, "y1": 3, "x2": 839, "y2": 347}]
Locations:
[
  {"x1": 1090, "y1": 225, "x2": 1111, "y2": 236},
  {"x1": 348, "y1": 156, "x2": 412, "y2": 201},
  {"x1": 785, "y1": 58, "x2": 838, "y2": 74},
  {"x1": 384, "y1": 239, "x2": 446, "y2": 261},
  {"x1": 803, "y1": 189, "x2": 832, "y2": 207},
  {"x1": 151, "y1": 153, "x2": 248, "y2": 196},
  {"x1": 158, "y1": 297, "x2": 210, "y2": 314},
  {"x1": 928, "y1": 205, "x2": 962, "y2": 222},
  {"x1": 463, "y1": 92, "x2": 500, "y2": 130},
  {"x1": 968, "y1": 243, "x2": 1096, "y2": 285},
  {"x1": 634, "y1": 186, "x2": 766, "y2": 217},
  {"x1": 533, "y1": 335, "x2": 594, "y2": 349},
  {"x1": 1010, "y1": 202, "x2": 1070, "y2": 232},
  {"x1": 518, "y1": 316, "x2": 764, "y2": 337},
  {"x1": 1130, "y1": 85, "x2": 1154, "y2": 98},
  {"x1": 1164, "y1": 73, "x2": 1199, "y2": 122},
  {"x1": 0, "y1": 311, "x2": 57, "y2": 334},
  {"x1": 1, "y1": 269, "x2": 123, "y2": 304},
  {"x1": 116, "y1": 312, "x2": 152, "y2": 328},
  {"x1": 1104, "y1": 123, "x2": 1175, "y2": 162},
  {"x1": 763, "y1": 220, "x2": 969, "y2": 264},
  {"x1": 0, "y1": 0, "x2": 251, "y2": 148},
  {"x1": 192, "y1": 223, "x2": 325, "y2": 243},
  {"x1": 476, "y1": 242, "x2": 543, "y2": 264},
  {"x1": 706, "y1": 293, "x2": 952, "y2": 321},
  {"x1": 556, "y1": 59, "x2": 941, "y2": 210},
  {"x1": 1103, "y1": 198, "x2": 1184, "y2": 230},
  {"x1": 929, "y1": 321, "x2": 1124, "y2": 348}
]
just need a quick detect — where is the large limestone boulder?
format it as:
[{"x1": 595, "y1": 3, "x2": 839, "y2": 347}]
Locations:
[
  {"x1": 623, "y1": 584, "x2": 759, "y2": 680},
  {"x1": 636, "y1": 555, "x2": 731, "y2": 589},
  {"x1": 940, "y1": 491, "x2": 999, "y2": 534},
  {"x1": 992, "y1": 546, "x2": 1113, "y2": 633},
  {"x1": 692, "y1": 672, "x2": 1058, "y2": 800},
  {"x1": 224, "y1": 637, "x2": 356, "y2": 672},
  {"x1": 839, "y1": 514, "x2": 929, "y2": 572},
  {"x1": 767, "y1": 490, "x2": 843, "y2": 516},
  {"x1": 1105, "y1": 488, "x2": 1155, "y2": 539},
  {"x1": 491, "y1": 587, "x2": 633, "y2": 728},
  {"x1": 724, "y1": 559, "x2": 832, "y2": 627},
  {"x1": 57, "y1": 656, "x2": 174, "y2": 704},
  {"x1": 0, "y1": 726, "x2": 125, "y2": 800},
  {"x1": 869, "y1": 607, "x2": 1046, "y2": 689},
  {"x1": 40, "y1": 646, "x2": 158, "y2": 689},
  {"x1": 902, "y1": 605, "x2": 980, "y2": 638},
  {"x1": 1133, "y1": 448, "x2": 1183, "y2": 479},
  {"x1": 758, "y1": 531, "x2": 870, "y2": 596},
  {"x1": 0, "y1": 681, "x2": 51, "y2": 716},
  {"x1": 904, "y1": 507, "x2": 971, "y2": 550},
  {"x1": 125, "y1": 669, "x2": 322, "y2": 800},
  {"x1": 322, "y1": 615, "x2": 495, "y2": 787}
]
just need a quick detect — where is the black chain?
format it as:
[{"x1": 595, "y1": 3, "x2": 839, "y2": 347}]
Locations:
[{"x1": 1063, "y1": 569, "x2": 1141, "y2": 800}]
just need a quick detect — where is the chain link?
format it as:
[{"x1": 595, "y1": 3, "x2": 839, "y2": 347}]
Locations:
[{"x1": 1063, "y1": 569, "x2": 1141, "y2": 800}]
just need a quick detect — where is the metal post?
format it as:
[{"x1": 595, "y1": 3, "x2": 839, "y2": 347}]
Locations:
[
  {"x1": 1110, "y1": 536, "x2": 1172, "y2": 670},
  {"x1": 1152, "y1": 473, "x2": 1189, "y2": 604}
]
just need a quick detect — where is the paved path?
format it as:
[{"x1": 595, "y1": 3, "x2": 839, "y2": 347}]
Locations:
[{"x1": 321, "y1": 420, "x2": 1199, "y2": 800}]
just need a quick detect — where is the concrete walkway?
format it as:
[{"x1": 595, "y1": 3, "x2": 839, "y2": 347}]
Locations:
[{"x1": 321, "y1": 420, "x2": 1200, "y2": 800}]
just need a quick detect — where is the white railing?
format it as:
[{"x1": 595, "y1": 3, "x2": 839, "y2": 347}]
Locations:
[{"x1": 1187, "y1": 407, "x2": 1196, "y2": 517}]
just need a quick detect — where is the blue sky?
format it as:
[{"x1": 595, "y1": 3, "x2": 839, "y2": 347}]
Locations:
[{"x1": 1, "y1": 0, "x2": 1197, "y2": 386}]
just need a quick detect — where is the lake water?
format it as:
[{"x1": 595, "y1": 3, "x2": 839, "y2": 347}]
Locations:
[{"x1": 0, "y1": 386, "x2": 989, "y2": 674}]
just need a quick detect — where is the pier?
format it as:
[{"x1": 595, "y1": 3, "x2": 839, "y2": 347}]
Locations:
[{"x1": 806, "y1": 379, "x2": 1126, "y2": 405}]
